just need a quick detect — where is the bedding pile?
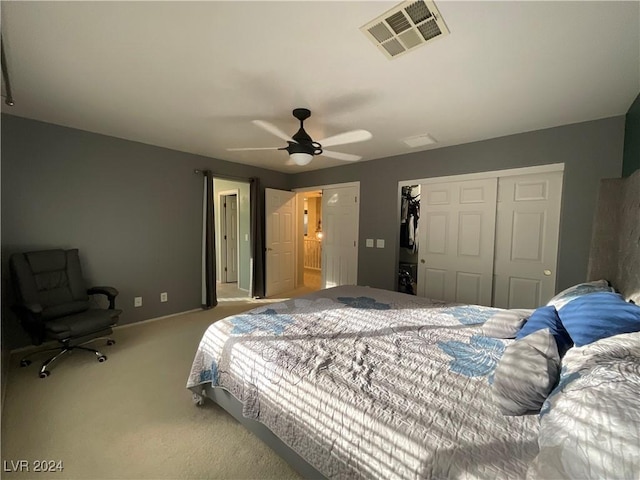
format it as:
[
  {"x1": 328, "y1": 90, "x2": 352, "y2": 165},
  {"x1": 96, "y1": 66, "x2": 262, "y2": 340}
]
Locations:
[{"x1": 187, "y1": 285, "x2": 539, "y2": 479}]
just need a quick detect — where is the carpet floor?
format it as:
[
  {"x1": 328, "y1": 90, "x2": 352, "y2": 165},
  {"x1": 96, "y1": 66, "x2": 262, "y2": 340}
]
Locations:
[{"x1": 1, "y1": 299, "x2": 307, "y2": 480}]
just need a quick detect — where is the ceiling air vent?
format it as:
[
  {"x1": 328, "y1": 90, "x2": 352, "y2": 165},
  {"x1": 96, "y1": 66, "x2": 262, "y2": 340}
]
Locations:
[{"x1": 361, "y1": 0, "x2": 449, "y2": 60}]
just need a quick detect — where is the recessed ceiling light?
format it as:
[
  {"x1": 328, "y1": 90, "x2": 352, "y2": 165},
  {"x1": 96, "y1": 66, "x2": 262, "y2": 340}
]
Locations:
[{"x1": 402, "y1": 133, "x2": 437, "y2": 148}]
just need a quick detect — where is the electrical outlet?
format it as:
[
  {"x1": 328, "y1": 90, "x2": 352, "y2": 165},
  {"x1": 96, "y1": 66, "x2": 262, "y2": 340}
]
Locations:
[
  {"x1": 134, "y1": 296, "x2": 143, "y2": 307},
  {"x1": 160, "y1": 292, "x2": 168, "y2": 303}
]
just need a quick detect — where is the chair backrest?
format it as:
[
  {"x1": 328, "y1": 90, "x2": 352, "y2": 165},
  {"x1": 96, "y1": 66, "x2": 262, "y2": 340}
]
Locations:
[{"x1": 10, "y1": 249, "x2": 89, "y2": 320}]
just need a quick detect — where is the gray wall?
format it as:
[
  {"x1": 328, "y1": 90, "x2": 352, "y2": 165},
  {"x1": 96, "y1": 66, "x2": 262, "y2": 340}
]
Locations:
[
  {"x1": 1, "y1": 114, "x2": 626, "y2": 350},
  {"x1": 290, "y1": 116, "x2": 626, "y2": 295},
  {"x1": 1, "y1": 114, "x2": 289, "y2": 349}
]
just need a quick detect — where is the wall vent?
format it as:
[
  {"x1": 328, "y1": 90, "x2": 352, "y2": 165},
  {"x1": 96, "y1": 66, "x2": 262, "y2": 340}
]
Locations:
[{"x1": 361, "y1": 0, "x2": 449, "y2": 60}]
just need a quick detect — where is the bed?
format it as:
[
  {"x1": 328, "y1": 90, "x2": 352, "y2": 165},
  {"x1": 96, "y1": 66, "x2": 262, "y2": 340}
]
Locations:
[
  {"x1": 185, "y1": 282, "x2": 638, "y2": 479},
  {"x1": 187, "y1": 171, "x2": 640, "y2": 479}
]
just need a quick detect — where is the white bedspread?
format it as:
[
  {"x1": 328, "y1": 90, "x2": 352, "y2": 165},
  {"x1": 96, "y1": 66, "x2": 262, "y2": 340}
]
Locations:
[
  {"x1": 187, "y1": 286, "x2": 539, "y2": 479},
  {"x1": 529, "y1": 331, "x2": 640, "y2": 479}
]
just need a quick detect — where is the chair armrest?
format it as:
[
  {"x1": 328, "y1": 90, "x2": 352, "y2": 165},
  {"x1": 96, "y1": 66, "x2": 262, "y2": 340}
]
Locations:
[
  {"x1": 88, "y1": 286, "x2": 119, "y2": 309},
  {"x1": 11, "y1": 303, "x2": 45, "y2": 345}
]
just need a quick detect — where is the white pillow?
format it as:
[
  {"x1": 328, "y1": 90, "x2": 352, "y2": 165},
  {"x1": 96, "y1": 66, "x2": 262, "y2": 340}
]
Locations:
[
  {"x1": 528, "y1": 332, "x2": 640, "y2": 479},
  {"x1": 481, "y1": 309, "x2": 534, "y2": 339},
  {"x1": 491, "y1": 328, "x2": 560, "y2": 416}
]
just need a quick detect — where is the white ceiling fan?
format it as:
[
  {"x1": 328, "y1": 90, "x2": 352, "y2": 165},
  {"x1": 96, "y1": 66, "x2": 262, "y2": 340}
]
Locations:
[{"x1": 228, "y1": 108, "x2": 372, "y2": 166}]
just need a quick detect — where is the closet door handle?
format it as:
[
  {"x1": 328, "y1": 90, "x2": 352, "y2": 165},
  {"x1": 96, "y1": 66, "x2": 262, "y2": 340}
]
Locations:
[{"x1": 420, "y1": 259, "x2": 425, "y2": 264}]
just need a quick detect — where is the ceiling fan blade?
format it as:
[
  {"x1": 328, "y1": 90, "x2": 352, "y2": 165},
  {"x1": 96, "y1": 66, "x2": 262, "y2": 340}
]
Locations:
[
  {"x1": 227, "y1": 147, "x2": 282, "y2": 151},
  {"x1": 317, "y1": 129, "x2": 372, "y2": 147},
  {"x1": 252, "y1": 120, "x2": 296, "y2": 143},
  {"x1": 321, "y1": 150, "x2": 362, "y2": 162}
]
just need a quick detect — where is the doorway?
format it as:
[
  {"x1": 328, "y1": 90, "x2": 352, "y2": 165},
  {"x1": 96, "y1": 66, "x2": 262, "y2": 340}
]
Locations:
[
  {"x1": 214, "y1": 179, "x2": 251, "y2": 300},
  {"x1": 292, "y1": 182, "x2": 360, "y2": 292},
  {"x1": 300, "y1": 190, "x2": 323, "y2": 291},
  {"x1": 263, "y1": 182, "x2": 360, "y2": 297}
]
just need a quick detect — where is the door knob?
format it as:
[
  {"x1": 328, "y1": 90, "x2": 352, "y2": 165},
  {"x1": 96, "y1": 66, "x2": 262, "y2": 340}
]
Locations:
[
  {"x1": 543, "y1": 269, "x2": 552, "y2": 276},
  {"x1": 420, "y1": 259, "x2": 425, "y2": 264}
]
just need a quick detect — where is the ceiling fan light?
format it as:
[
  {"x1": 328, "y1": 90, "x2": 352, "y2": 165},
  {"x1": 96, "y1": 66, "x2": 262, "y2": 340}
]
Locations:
[{"x1": 290, "y1": 152, "x2": 313, "y2": 166}]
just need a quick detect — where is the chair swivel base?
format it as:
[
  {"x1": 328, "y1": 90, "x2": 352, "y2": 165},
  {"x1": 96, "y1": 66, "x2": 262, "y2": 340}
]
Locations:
[{"x1": 20, "y1": 339, "x2": 115, "y2": 378}]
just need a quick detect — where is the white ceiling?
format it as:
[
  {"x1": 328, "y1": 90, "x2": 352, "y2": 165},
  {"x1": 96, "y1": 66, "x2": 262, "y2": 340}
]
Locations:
[{"x1": 1, "y1": 1, "x2": 639, "y2": 173}]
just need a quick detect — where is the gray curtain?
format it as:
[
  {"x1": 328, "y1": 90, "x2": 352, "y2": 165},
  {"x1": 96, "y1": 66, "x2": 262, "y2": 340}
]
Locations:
[
  {"x1": 250, "y1": 177, "x2": 265, "y2": 298},
  {"x1": 201, "y1": 170, "x2": 217, "y2": 309}
]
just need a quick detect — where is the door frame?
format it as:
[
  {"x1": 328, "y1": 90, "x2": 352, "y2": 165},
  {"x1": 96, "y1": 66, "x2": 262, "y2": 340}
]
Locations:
[{"x1": 396, "y1": 163, "x2": 565, "y2": 293}]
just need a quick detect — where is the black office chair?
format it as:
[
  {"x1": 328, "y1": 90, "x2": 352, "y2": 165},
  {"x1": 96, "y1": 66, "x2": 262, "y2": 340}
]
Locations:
[{"x1": 9, "y1": 248, "x2": 122, "y2": 378}]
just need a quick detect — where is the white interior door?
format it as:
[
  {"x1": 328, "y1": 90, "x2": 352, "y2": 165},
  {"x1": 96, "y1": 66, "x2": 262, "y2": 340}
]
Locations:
[
  {"x1": 417, "y1": 178, "x2": 497, "y2": 305},
  {"x1": 493, "y1": 171, "x2": 563, "y2": 308},
  {"x1": 224, "y1": 194, "x2": 238, "y2": 283},
  {"x1": 322, "y1": 185, "x2": 359, "y2": 288},
  {"x1": 265, "y1": 188, "x2": 296, "y2": 297}
]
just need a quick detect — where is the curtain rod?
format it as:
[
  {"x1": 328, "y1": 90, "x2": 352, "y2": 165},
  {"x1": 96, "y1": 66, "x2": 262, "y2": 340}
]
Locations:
[{"x1": 194, "y1": 169, "x2": 253, "y2": 183}]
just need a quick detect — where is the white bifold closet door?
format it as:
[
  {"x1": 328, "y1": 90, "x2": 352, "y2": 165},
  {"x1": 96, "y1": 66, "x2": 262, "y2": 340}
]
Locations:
[
  {"x1": 416, "y1": 170, "x2": 563, "y2": 308},
  {"x1": 417, "y1": 178, "x2": 498, "y2": 306},
  {"x1": 493, "y1": 171, "x2": 563, "y2": 309}
]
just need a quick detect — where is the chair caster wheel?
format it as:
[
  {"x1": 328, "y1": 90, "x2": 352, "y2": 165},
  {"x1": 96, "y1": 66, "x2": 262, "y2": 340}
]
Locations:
[
  {"x1": 20, "y1": 359, "x2": 31, "y2": 367},
  {"x1": 107, "y1": 339, "x2": 116, "y2": 346},
  {"x1": 39, "y1": 370, "x2": 50, "y2": 378},
  {"x1": 98, "y1": 355, "x2": 107, "y2": 362},
  {"x1": 192, "y1": 393, "x2": 205, "y2": 406}
]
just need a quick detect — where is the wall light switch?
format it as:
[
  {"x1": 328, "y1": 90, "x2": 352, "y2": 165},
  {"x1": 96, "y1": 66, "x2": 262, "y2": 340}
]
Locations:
[
  {"x1": 366, "y1": 239, "x2": 374, "y2": 248},
  {"x1": 134, "y1": 296, "x2": 143, "y2": 307},
  {"x1": 376, "y1": 239, "x2": 385, "y2": 248},
  {"x1": 160, "y1": 292, "x2": 168, "y2": 302},
  {"x1": 245, "y1": 234, "x2": 249, "y2": 241}
]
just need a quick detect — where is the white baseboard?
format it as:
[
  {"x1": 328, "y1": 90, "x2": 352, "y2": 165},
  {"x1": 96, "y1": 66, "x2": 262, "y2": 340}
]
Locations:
[{"x1": 114, "y1": 309, "x2": 202, "y2": 330}]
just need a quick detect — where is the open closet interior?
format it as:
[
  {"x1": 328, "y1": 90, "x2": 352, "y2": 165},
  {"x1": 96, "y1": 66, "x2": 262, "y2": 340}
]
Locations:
[{"x1": 398, "y1": 185, "x2": 420, "y2": 295}]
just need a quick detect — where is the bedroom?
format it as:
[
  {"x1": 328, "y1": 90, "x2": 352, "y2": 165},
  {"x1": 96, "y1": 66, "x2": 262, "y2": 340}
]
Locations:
[{"x1": 1, "y1": 1, "x2": 639, "y2": 478}]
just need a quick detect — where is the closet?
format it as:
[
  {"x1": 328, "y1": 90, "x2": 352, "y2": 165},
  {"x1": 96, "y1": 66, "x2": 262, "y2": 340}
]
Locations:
[
  {"x1": 402, "y1": 166, "x2": 563, "y2": 309},
  {"x1": 398, "y1": 185, "x2": 420, "y2": 295}
]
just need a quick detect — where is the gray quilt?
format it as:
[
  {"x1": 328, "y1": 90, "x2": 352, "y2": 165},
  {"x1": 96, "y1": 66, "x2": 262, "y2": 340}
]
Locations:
[{"x1": 187, "y1": 285, "x2": 539, "y2": 479}]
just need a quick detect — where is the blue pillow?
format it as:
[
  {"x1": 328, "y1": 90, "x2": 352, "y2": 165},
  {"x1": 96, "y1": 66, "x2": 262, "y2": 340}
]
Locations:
[
  {"x1": 516, "y1": 305, "x2": 573, "y2": 356},
  {"x1": 557, "y1": 292, "x2": 640, "y2": 347},
  {"x1": 546, "y1": 280, "x2": 614, "y2": 310}
]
